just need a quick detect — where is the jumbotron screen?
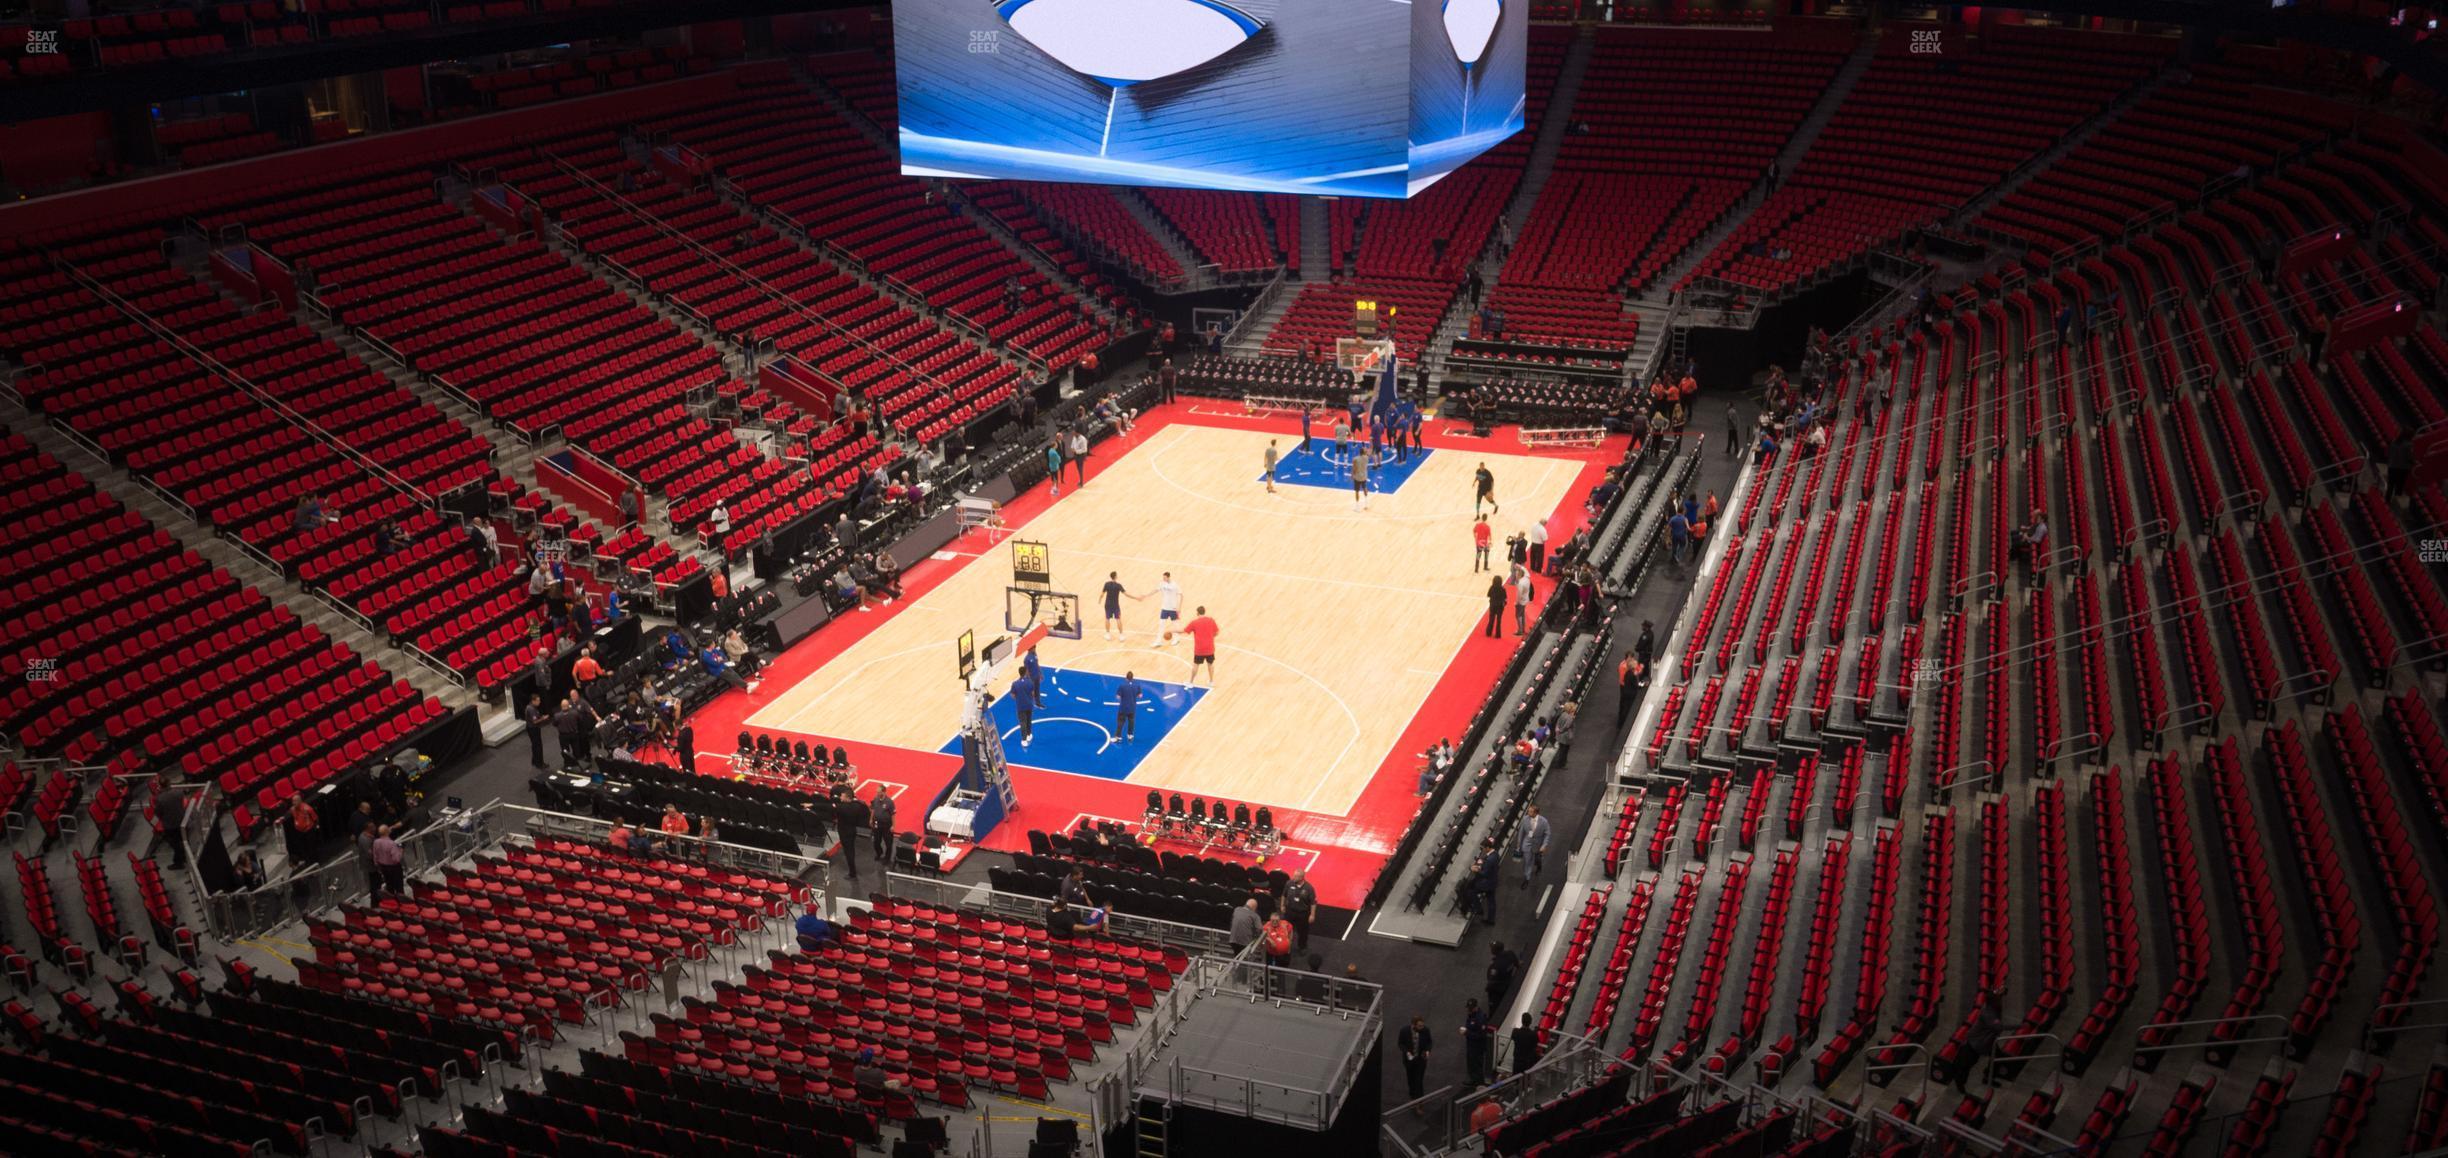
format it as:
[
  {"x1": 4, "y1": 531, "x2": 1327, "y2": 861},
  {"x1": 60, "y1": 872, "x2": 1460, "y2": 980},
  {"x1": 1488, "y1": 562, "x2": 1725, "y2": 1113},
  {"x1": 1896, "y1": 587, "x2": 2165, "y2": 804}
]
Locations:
[{"x1": 892, "y1": 0, "x2": 1527, "y2": 197}]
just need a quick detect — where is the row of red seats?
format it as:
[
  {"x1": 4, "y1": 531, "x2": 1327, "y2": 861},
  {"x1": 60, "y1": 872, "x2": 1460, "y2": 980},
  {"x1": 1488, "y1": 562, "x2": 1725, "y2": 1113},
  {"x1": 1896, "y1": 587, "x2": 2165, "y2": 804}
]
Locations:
[
  {"x1": 1866, "y1": 808, "x2": 1953, "y2": 1078},
  {"x1": 2132, "y1": 755, "x2": 2210, "y2": 1065},
  {"x1": 1997, "y1": 782, "x2": 2070, "y2": 1078},
  {"x1": 1574, "y1": 880, "x2": 1643, "y2": 1042},
  {"x1": 2065, "y1": 769, "x2": 2139, "y2": 1072},
  {"x1": 1790, "y1": 832, "x2": 1850, "y2": 1042},
  {"x1": 2201, "y1": 738, "x2": 2282, "y2": 1058},
  {"x1": 2324, "y1": 706, "x2": 2443, "y2": 1041},
  {"x1": 1141, "y1": 189, "x2": 1284, "y2": 275},
  {"x1": 1727, "y1": 845, "x2": 1798, "y2": 1056},
  {"x1": 2264, "y1": 720, "x2": 2361, "y2": 1056},
  {"x1": 1662, "y1": 853, "x2": 1750, "y2": 1068},
  {"x1": 1809, "y1": 822, "x2": 1897, "y2": 1085},
  {"x1": 1624, "y1": 867, "x2": 1700, "y2": 1059}
]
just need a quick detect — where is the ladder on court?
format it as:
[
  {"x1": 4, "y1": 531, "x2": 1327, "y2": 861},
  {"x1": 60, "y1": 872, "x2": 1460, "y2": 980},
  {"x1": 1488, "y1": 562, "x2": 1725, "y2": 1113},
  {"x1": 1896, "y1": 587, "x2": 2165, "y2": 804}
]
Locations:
[
  {"x1": 969, "y1": 718, "x2": 1020, "y2": 813},
  {"x1": 1135, "y1": 1097, "x2": 1172, "y2": 1158}
]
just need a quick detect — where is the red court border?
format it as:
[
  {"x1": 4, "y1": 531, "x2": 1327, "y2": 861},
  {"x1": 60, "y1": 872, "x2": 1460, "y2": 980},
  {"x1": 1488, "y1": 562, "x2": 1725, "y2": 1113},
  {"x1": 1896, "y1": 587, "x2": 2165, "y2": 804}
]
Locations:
[{"x1": 667, "y1": 401, "x2": 1627, "y2": 907}]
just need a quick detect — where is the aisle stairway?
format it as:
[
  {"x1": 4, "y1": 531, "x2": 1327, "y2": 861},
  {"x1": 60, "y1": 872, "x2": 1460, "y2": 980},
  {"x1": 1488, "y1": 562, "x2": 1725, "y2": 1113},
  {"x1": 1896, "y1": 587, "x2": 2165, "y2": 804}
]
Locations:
[{"x1": 1423, "y1": 25, "x2": 1596, "y2": 389}]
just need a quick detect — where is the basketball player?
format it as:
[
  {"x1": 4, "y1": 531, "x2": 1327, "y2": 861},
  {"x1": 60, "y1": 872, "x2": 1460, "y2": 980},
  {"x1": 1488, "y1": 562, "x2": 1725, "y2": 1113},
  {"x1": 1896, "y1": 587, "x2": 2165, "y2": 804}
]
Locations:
[
  {"x1": 1349, "y1": 445, "x2": 1372, "y2": 511},
  {"x1": 1474, "y1": 462, "x2": 1499, "y2": 516},
  {"x1": 1100, "y1": 571, "x2": 1129, "y2": 640},
  {"x1": 1334, "y1": 413, "x2": 1352, "y2": 459},
  {"x1": 1299, "y1": 407, "x2": 1314, "y2": 453},
  {"x1": 1183, "y1": 606, "x2": 1220, "y2": 685},
  {"x1": 1141, "y1": 571, "x2": 1184, "y2": 646},
  {"x1": 1263, "y1": 440, "x2": 1279, "y2": 494}
]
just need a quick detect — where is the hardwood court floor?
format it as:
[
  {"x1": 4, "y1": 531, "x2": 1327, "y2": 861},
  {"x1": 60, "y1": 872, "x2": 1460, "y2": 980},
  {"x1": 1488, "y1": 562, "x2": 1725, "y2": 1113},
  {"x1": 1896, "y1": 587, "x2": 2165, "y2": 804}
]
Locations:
[{"x1": 748, "y1": 421, "x2": 1581, "y2": 815}]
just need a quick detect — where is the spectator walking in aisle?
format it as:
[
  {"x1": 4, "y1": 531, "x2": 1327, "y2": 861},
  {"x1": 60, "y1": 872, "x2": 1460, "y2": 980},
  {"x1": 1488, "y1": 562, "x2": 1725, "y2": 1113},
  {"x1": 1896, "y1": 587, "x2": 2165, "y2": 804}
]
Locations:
[
  {"x1": 1484, "y1": 575, "x2": 1507, "y2": 638},
  {"x1": 525, "y1": 698, "x2": 551, "y2": 769},
  {"x1": 1485, "y1": 942, "x2": 1519, "y2": 1012},
  {"x1": 1667, "y1": 507, "x2": 1692, "y2": 564},
  {"x1": 1283, "y1": 870, "x2": 1317, "y2": 951},
  {"x1": 869, "y1": 785, "x2": 896, "y2": 867},
  {"x1": 619, "y1": 487, "x2": 642, "y2": 528},
  {"x1": 833, "y1": 790, "x2": 866, "y2": 878},
  {"x1": 1473, "y1": 515, "x2": 1493, "y2": 572},
  {"x1": 1635, "y1": 620, "x2": 1655, "y2": 668},
  {"x1": 2388, "y1": 436, "x2": 2416, "y2": 500},
  {"x1": 1399, "y1": 1017, "x2": 1434, "y2": 1102},
  {"x1": 1726, "y1": 406, "x2": 1743, "y2": 457},
  {"x1": 466, "y1": 518, "x2": 498, "y2": 568},
  {"x1": 1518, "y1": 805, "x2": 1552, "y2": 883},
  {"x1": 1509, "y1": 1013, "x2": 1542, "y2": 1076},
  {"x1": 1461, "y1": 999, "x2": 1493, "y2": 1087},
  {"x1": 1231, "y1": 896, "x2": 1264, "y2": 950},
  {"x1": 1466, "y1": 266, "x2": 1483, "y2": 305},
  {"x1": 370, "y1": 825, "x2": 405, "y2": 895}
]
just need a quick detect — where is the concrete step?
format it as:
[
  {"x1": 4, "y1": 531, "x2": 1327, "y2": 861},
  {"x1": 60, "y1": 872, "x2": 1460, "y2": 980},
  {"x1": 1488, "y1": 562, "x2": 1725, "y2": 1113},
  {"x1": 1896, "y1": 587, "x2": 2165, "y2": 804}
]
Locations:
[{"x1": 1116, "y1": 189, "x2": 1212, "y2": 291}]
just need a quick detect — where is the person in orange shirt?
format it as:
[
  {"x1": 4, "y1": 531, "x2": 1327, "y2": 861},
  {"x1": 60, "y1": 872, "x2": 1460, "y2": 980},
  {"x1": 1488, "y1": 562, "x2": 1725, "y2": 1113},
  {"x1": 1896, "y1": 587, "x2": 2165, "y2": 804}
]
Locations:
[
  {"x1": 658, "y1": 804, "x2": 692, "y2": 852},
  {"x1": 570, "y1": 647, "x2": 602, "y2": 689},
  {"x1": 1183, "y1": 607, "x2": 1221, "y2": 686},
  {"x1": 1472, "y1": 515, "x2": 1493, "y2": 572}
]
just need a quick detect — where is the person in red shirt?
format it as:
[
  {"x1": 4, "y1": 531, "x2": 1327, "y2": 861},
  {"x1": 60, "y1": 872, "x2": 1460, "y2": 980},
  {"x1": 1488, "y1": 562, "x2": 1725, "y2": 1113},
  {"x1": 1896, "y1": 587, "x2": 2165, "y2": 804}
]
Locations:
[
  {"x1": 1183, "y1": 607, "x2": 1220, "y2": 685},
  {"x1": 1472, "y1": 515, "x2": 1493, "y2": 572}
]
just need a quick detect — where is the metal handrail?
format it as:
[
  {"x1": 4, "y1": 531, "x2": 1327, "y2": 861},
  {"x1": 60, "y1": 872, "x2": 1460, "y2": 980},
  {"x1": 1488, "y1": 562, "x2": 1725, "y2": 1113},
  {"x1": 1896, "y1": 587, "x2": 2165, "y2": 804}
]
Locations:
[
  {"x1": 540, "y1": 152, "x2": 981, "y2": 419},
  {"x1": 50, "y1": 255, "x2": 438, "y2": 509}
]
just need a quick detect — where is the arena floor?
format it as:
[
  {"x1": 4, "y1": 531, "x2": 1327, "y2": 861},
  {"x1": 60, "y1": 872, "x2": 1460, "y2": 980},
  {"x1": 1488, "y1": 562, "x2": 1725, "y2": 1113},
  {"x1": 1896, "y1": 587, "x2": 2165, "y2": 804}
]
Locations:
[{"x1": 685, "y1": 403, "x2": 1626, "y2": 906}]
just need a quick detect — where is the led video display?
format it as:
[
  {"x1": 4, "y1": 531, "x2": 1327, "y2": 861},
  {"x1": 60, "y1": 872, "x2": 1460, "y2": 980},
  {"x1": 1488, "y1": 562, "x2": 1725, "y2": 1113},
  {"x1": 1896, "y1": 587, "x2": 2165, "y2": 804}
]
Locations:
[{"x1": 893, "y1": 0, "x2": 1524, "y2": 198}]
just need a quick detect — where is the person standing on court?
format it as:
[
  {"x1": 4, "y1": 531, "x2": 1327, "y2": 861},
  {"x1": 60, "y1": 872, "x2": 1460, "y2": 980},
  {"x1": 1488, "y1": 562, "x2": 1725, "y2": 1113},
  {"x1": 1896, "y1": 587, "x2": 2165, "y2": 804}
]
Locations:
[
  {"x1": 1528, "y1": 517, "x2": 1548, "y2": 573},
  {"x1": 1333, "y1": 412, "x2": 1352, "y2": 458},
  {"x1": 1517, "y1": 805, "x2": 1551, "y2": 883},
  {"x1": 1473, "y1": 515, "x2": 1493, "y2": 572},
  {"x1": 1100, "y1": 571, "x2": 1130, "y2": 640},
  {"x1": 1145, "y1": 571, "x2": 1184, "y2": 646},
  {"x1": 1283, "y1": 869, "x2": 1317, "y2": 951},
  {"x1": 1299, "y1": 406, "x2": 1314, "y2": 453},
  {"x1": 1046, "y1": 442, "x2": 1066, "y2": 497},
  {"x1": 1263, "y1": 440, "x2": 1279, "y2": 494},
  {"x1": 1399, "y1": 1017, "x2": 1434, "y2": 1101},
  {"x1": 1474, "y1": 462, "x2": 1499, "y2": 516},
  {"x1": 1067, "y1": 429, "x2": 1090, "y2": 487},
  {"x1": 1511, "y1": 566, "x2": 1536, "y2": 636},
  {"x1": 869, "y1": 785, "x2": 896, "y2": 867},
  {"x1": 1011, "y1": 668, "x2": 1038, "y2": 747},
  {"x1": 1115, "y1": 671, "x2": 1143, "y2": 740},
  {"x1": 1184, "y1": 606, "x2": 1220, "y2": 685},
  {"x1": 1349, "y1": 445, "x2": 1372, "y2": 511},
  {"x1": 1484, "y1": 575, "x2": 1507, "y2": 638}
]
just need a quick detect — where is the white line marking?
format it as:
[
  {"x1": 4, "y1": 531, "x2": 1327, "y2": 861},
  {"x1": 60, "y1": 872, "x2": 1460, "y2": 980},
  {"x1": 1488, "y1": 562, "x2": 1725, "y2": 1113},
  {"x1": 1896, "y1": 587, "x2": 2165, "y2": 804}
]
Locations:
[
  {"x1": 1065, "y1": 545, "x2": 1481, "y2": 603},
  {"x1": 1099, "y1": 90, "x2": 1118, "y2": 157}
]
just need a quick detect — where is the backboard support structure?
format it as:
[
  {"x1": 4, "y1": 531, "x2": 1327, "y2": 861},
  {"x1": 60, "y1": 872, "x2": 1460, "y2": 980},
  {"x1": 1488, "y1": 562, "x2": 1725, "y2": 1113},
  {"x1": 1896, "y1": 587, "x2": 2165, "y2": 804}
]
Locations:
[
  {"x1": 1336, "y1": 336, "x2": 1397, "y2": 380},
  {"x1": 1006, "y1": 586, "x2": 1084, "y2": 640}
]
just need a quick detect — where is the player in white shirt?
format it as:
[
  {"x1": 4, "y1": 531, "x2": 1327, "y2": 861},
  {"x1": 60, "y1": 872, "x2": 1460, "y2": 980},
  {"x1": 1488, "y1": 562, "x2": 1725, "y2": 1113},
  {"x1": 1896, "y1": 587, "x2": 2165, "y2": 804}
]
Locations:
[{"x1": 1143, "y1": 572, "x2": 1185, "y2": 646}]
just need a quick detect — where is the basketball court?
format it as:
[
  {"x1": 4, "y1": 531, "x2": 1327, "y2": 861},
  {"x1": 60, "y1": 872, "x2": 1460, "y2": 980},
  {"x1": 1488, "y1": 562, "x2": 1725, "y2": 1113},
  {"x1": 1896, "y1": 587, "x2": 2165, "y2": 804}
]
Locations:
[{"x1": 684, "y1": 403, "x2": 1625, "y2": 907}]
